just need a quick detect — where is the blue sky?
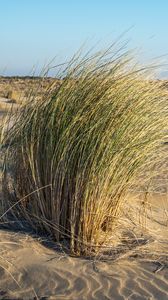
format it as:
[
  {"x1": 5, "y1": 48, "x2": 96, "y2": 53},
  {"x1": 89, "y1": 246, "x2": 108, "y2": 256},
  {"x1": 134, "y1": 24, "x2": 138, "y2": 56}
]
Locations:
[{"x1": 0, "y1": 0, "x2": 168, "y2": 76}]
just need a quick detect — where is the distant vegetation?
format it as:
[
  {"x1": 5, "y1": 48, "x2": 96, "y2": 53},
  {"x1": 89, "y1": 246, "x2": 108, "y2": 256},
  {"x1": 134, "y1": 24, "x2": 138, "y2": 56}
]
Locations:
[
  {"x1": 0, "y1": 76, "x2": 59, "y2": 99},
  {"x1": 1, "y1": 46, "x2": 168, "y2": 256}
]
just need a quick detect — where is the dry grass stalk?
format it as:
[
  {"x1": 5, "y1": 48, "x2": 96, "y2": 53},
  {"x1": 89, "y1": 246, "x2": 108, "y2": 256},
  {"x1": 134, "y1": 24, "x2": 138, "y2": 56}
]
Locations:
[{"x1": 1, "y1": 46, "x2": 168, "y2": 255}]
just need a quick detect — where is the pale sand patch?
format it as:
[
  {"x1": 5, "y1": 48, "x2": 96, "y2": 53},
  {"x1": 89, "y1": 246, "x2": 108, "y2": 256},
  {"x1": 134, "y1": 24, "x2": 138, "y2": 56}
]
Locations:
[
  {"x1": 0, "y1": 195, "x2": 167, "y2": 300},
  {"x1": 0, "y1": 97, "x2": 21, "y2": 134},
  {"x1": 0, "y1": 97, "x2": 18, "y2": 124}
]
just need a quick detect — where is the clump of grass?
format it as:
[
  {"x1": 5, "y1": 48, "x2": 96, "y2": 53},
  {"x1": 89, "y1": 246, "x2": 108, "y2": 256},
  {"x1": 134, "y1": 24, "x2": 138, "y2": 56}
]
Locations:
[{"x1": 1, "y1": 46, "x2": 168, "y2": 255}]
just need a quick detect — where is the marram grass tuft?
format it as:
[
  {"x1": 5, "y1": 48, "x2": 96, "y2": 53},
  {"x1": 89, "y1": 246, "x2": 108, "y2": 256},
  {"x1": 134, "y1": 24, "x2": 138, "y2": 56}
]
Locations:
[{"x1": 1, "y1": 47, "x2": 168, "y2": 255}]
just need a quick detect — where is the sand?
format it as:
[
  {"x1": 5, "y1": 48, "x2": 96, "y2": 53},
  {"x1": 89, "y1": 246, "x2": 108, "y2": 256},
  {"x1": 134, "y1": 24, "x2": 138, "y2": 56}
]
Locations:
[
  {"x1": 0, "y1": 98, "x2": 168, "y2": 300},
  {"x1": 0, "y1": 194, "x2": 167, "y2": 300},
  {"x1": 0, "y1": 231, "x2": 167, "y2": 300}
]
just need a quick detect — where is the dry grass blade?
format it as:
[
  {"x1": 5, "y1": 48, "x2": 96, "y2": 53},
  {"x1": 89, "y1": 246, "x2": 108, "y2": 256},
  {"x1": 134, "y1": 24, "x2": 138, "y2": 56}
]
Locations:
[{"x1": 1, "y1": 45, "x2": 168, "y2": 256}]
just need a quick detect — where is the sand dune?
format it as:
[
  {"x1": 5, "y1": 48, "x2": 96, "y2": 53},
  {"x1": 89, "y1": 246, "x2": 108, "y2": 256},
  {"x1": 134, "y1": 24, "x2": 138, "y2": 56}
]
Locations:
[
  {"x1": 0, "y1": 231, "x2": 167, "y2": 299},
  {"x1": 0, "y1": 195, "x2": 167, "y2": 300}
]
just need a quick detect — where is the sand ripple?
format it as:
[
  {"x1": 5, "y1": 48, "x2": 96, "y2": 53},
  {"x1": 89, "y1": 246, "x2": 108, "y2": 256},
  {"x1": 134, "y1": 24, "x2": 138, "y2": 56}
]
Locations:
[{"x1": 0, "y1": 230, "x2": 167, "y2": 300}]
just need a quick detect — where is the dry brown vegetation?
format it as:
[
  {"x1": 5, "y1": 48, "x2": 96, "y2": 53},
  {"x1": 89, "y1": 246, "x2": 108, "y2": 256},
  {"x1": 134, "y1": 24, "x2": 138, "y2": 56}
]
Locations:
[
  {"x1": 0, "y1": 76, "x2": 60, "y2": 98},
  {"x1": 0, "y1": 48, "x2": 168, "y2": 257}
]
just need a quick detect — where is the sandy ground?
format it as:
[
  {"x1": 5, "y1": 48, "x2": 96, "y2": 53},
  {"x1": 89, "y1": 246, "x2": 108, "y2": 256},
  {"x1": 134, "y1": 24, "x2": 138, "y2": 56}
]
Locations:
[
  {"x1": 0, "y1": 98, "x2": 168, "y2": 300},
  {"x1": 0, "y1": 212, "x2": 167, "y2": 300},
  {"x1": 0, "y1": 97, "x2": 17, "y2": 123},
  {"x1": 0, "y1": 195, "x2": 167, "y2": 299}
]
